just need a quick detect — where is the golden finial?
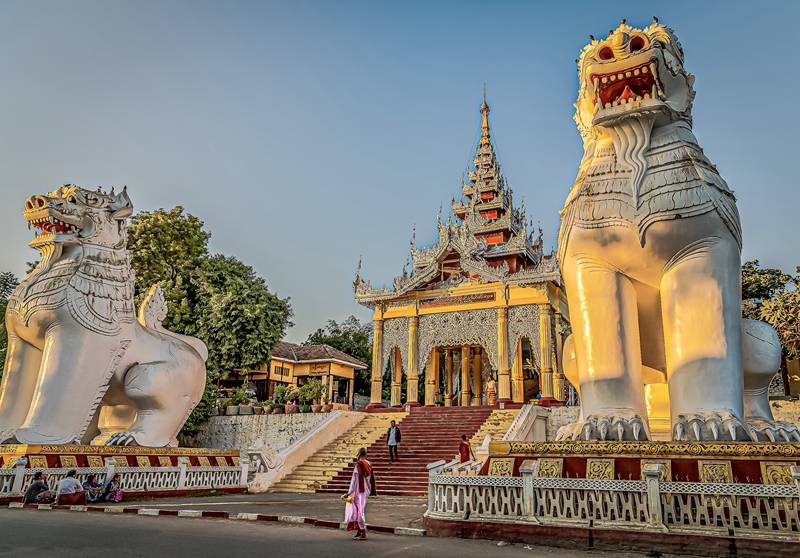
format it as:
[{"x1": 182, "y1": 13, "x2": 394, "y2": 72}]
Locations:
[{"x1": 480, "y1": 83, "x2": 491, "y2": 145}]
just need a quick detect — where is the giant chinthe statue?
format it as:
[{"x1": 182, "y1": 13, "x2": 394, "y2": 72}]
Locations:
[
  {"x1": 557, "y1": 19, "x2": 799, "y2": 443},
  {"x1": 0, "y1": 185, "x2": 207, "y2": 447}
]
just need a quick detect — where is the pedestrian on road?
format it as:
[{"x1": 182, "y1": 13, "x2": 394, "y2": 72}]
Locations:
[
  {"x1": 342, "y1": 447, "x2": 376, "y2": 541},
  {"x1": 56, "y1": 470, "x2": 86, "y2": 506},
  {"x1": 386, "y1": 419, "x2": 401, "y2": 462},
  {"x1": 22, "y1": 472, "x2": 50, "y2": 504},
  {"x1": 458, "y1": 434, "x2": 476, "y2": 463}
]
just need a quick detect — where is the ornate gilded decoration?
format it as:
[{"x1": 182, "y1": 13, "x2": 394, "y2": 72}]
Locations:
[
  {"x1": 28, "y1": 456, "x2": 48, "y2": 468},
  {"x1": 61, "y1": 456, "x2": 78, "y2": 468},
  {"x1": 381, "y1": 317, "x2": 409, "y2": 374},
  {"x1": 86, "y1": 455, "x2": 104, "y2": 468},
  {"x1": 586, "y1": 458, "x2": 615, "y2": 479},
  {"x1": 487, "y1": 457, "x2": 515, "y2": 476},
  {"x1": 0, "y1": 444, "x2": 235, "y2": 456},
  {"x1": 114, "y1": 456, "x2": 128, "y2": 466},
  {"x1": 158, "y1": 456, "x2": 172, "y2": 467},
  {"x1": 760, "y1": 461, "x2": 796, "y2": 485},
  {"x1": 417, "y1": 309, "x2": 499, "y2": 372},
  {"x1": 135, "y1": 456, "x2": 151, "y2": 467},
  {"x1": 508, "y1": 304, "x2": 540, "y2": 366},
  {"x1": 197, "y1": 456, "x2": 211, "y2": 467},
  {"x1": 535, "y1": 458, "x2": 563, "y2": 478},
  {"x1": 493, "y1": 440, "x2": 800, "y2": 459},
  {"x1": 698, "y1": 460, "x2": 733, "y2": 484},
  {"x1": 640, "y1": 459, "x2": 671, "y2": 481}
]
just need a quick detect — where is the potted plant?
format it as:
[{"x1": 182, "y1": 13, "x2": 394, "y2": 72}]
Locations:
[
  {"x1": 284, "y1": 385, "x2": 300, "y2": 414},
  {"x1": 229, "y1": 388, "x2": 253, "y2": 415},
  {"x1": 299, "y1": 380, "x2": 325, "y2": 413},
  {"x1": 224, "y1": 397, "x2": 238, "y2": 416},
  {"x1": 321, "y1": 393, "x2": 332, "y2": 413}
]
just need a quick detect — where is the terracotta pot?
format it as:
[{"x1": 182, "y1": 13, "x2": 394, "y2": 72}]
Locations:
[
  {"x1": 311, "y1": 404, "x2": 322, "y2": 413},
  {"x1": 321, "y1": 404, "x2": 332, "y2": 413},
  {"x1": 271, "y1": 407, "x2": 283, "y2": 414},
  {"x1": 284, "y1": 403, "x2": 299, "y2": 414},
  {"x1": 225, "y1": 405, "x2": 238, "y2": 416},
  {"x1": 253, "y1": 406, "x2": 264, "y2": 415}
]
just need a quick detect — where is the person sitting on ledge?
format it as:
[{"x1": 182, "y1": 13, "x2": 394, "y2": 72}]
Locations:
[
  {"x1": 23, "y1": 472, "x2": 50, "y2": 504},
  {"x1": 83, "y1": 474, "x2": 105, "y2": 503},
  {"x1": 56, "y1": 470, "x2": 86, "y2": 506},
  {"x1": 102, "y1": 473, "x2": 124, "y2": 503}
]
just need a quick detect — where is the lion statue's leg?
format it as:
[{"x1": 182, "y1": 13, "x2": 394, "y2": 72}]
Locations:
[
  {"x1": 741, "y1": 319, "x2": 800, "y2": 441},
  {"x1": 556, "y1": 255, "x2": 650, "y2": 441},
  {"x1": 661, "y1": 236, "x2": 750, "y2": 441},
  {"x1": 12, "y1": 327, "x2": 123, "y2": 445},
  {"x1": 106, "y1": 350, "x2": 205, "y2": 448},
  {"x1": 0, "y1": 332, "x2": 42, "y2": 442}
]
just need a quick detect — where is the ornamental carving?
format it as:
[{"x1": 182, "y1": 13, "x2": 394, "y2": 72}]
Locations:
[
  {"x1": 585, "y1": 458, "x2": 614, "y2": 479},
  {"x1": 417, "y1": 309, "x2": 499, "y2": 372},
  {"x1": 698, "y1": 460, "x2": 733, "y2": 484},
  {"x1": 640, "y1": 459, "x2": 671, "y2": 481},
  {"x1": 382, "y1": 317, "x2": 409, "y2": 375},
  {"x1": 508, "y1": 304, "x2": 540, "y2": 367},
  {"x1": 497, "y1": 440, "x2": 800, "y2": 459},
  {"x1": 487, "y1": 457, "x2": 514, "y2": 477},
  {"x1": 759, "y1": 461, "x2": 795, "y2": 485},
  {"x1": 535, "y1": 458, "x2": 563, "y2": 478}
]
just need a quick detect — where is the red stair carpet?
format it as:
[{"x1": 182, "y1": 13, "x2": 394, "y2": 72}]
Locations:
[{"x1": 316, "y1": 406, "x2": 493, "y2": 496}]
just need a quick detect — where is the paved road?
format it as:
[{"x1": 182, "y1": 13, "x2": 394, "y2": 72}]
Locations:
[
  {"x1": 0, "y1": 509, "x2": 658, "y2": 558},
  {"x1": 109, "y1": 492, "x2": 428, "y2": 528}
]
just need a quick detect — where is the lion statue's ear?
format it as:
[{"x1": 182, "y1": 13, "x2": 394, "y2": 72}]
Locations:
[{"x1": 110, "y1": 186, "x2": 133, "y2": 220}]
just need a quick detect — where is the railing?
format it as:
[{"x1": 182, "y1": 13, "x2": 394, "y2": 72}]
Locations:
[
  {"x1": 0, "y1": 456, "x2": 248, "y2": 497},
  {"x1": 426, "y1": 460, "x2": 800, "y2": 540}
]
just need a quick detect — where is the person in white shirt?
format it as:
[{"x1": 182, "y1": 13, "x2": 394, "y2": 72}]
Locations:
[{"x1": 56, "y1": 470, "x2": 85, "y2": 504}]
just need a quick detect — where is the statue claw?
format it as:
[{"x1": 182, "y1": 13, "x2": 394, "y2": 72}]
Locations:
[
  {"x1": 747, "y1": 419, "x2": 800, "y2": 443},
  {"x1": 673, "y1": 411, "x2": 749, "y2": 441},
  {"x1": 105, "y1": 432, "x2": 141, "y2": 447},
  {"x1": 557, "y1": 412, "x2": 650, "y2": 442}
]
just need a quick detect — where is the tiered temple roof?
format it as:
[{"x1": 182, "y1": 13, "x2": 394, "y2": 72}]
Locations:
[{"x1": 354, "y1": 95, "x2": 560, "y2": 307}]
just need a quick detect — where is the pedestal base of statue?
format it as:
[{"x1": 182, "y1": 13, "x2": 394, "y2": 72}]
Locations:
[
  {"x1": 480, "y1": 440, "x2": 800, "y2": 483},
  {"x1": 535, "y1": 397, "x2": 564, "y2": 408},
  {"x1": 0, "y1": 444, "x2": 246, "y2": 503}
]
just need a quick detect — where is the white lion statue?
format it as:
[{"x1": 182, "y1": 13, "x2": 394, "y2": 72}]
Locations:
[
  {"x1": 0, "y1": 184, "x2": 207, "y2": 447},
  {"x1": 557, "y1": 19, "x2": 799, "y2": 443}
]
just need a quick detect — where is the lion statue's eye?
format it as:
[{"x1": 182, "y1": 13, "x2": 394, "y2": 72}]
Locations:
[
  {"x1": 66, "y1": 195, "x2": 78, "y2": 204},
  {"x1": 598, "y1": 47, "x2": 614, "y2": 61}
]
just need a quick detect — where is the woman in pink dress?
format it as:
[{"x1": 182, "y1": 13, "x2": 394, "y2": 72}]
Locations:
[{"x1": 342, "y1": 447, "x2": 376, "y2": 540}]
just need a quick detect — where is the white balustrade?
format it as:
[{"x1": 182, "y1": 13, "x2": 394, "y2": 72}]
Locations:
[
  {"x1": 425, "y1": 461, "x2": 800, "y2": 541},
  {"x1": 0, "y1": 455, "x2": 247, "y2": 497}
]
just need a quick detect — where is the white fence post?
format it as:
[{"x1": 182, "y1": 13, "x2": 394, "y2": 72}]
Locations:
[
  {"x1": 11, "y1": 457, "x2": 28, "y2": 494},
  {"x1": 519, "y1": 459, "x2": 539, "y2": 520},
  {"x1": 103, "y1": 458, "x2": 116, "y2": 489},
  {"x1": 426, "y1": 460, "x2": 447, "y2": 513},
  {"x1": 642, "y1": 462, "x2": 665, "y2": 530},
  {"x1": 177, "y1": 457, "x2": 189, "y2": 489},
  {"x1": 239, "y1": 451, "x2": 249, "y2": 488}
]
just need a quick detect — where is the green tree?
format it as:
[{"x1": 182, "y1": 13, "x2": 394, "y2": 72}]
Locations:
[
  {"x1": 127, "y1": 208, "x2": 292, "y2": 436},
  {"x1": 760, "y1": 273, "x2": 800, "y2": 360},
  {"x1": 741, "y1": 260, "x2": 792, "y2": 320},
  {"x1": 305, "y1": 316, "x2": 372, "y2": 395},
  {"x1": 0, "y1": 272, "x2": 20, "y2": 372}
]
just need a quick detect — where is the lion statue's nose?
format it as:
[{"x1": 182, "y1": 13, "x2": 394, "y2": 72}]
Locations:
[{"x1": 24, "y1": 195, "x2": 46, "y2": 211}]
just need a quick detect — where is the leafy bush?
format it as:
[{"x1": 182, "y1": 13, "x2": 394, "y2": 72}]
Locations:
[
  {"x1": 272, "y1": 385, "x2": 289, "y2": 406},
  {"x1": 298, "y1": 380, "x2": 325, "y2": 404}
]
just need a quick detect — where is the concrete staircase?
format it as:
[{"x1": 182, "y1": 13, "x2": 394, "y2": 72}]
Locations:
[
  {"x1": 269, "y1": 413, "x2": 404, "y2": 493},
  {"x1": 316, "y1": 406, "x2": 495, "y2": 496},
  {"x1": 468, "y1": 408, "x2": 519, "y2": 447}
]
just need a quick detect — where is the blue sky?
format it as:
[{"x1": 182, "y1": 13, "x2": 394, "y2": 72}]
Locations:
[{"x1": 1, "y1": 1, "x2": 798, "y2": 341}]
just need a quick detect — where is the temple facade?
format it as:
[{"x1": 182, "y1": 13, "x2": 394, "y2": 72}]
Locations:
[{"x1": 354, "y1": 96, "x2": 569, "y2": 409}]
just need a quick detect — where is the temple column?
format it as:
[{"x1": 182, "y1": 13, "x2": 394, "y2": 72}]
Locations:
[
  {"x1": 390, "y1": 348, "x2": 402, "y2": 407},
  {"x1": 497, "y1": 306, "x2": 511, "y2": 404},
  {"x1": 368, "y1": 318, "x2": 384, "y2": 409},
  {"x1": 511, "y1": 339, "x2": 524, "y2": 403},
  {"x1": 471, "y1": 347, "x2": 482, "y2": 405},
  {"x1": 538, "y1": 304, "x2": 560, "y2": 406},
  {"x1": 444, "y1": 349, "x2": 453, "y2": 407},
  {"x1": 553, "y1": 312, "x2": 565, "y2": 401},
  {"x1": 424, "y1": 348, "x2": 439, "y2": 406},
  {"x1": 405, "y1": 316, "x2": 420, "y2": 406},
  {"x1": 460, "y1": 345, "x2": 471, "y2": 406}
]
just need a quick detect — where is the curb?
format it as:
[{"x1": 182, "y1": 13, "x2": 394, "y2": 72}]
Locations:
[{"x1": 6, "y1": 503, "x2": 426, "y2": 537}]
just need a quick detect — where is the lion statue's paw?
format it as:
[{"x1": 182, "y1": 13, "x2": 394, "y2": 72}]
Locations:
[
  {"x1": 0, "y1": 430, "x2": 19, "y2": 444},
  {"x1": 556, "y1": 411, "x2": 649, "y2": 441},
  {"x1": 746, "y1": 418, "x2": 800, "y2": 442},
  {"x1": 672, "y1": 410, "x2": 750, "y2": 441},
  {"x1": 105, "y1": 432, "x2": 142, "y2": 447}
]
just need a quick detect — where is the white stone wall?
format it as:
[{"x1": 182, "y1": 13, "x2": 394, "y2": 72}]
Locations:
[
  {"x1": 545, "y1": 406, "x2": 580, "y2": 441},
  {"x1": 191, "y1": 413, "x2": 331, "y2": 452}
]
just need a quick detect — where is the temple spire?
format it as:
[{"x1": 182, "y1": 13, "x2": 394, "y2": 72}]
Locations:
[{"x1": 480, "y1": 83, "x2": 491, "y2": 145}]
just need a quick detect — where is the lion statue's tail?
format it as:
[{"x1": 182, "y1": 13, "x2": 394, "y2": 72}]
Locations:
[{"x1": 138, "y1": 283, "x2": 209, "y2": 362}]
